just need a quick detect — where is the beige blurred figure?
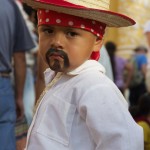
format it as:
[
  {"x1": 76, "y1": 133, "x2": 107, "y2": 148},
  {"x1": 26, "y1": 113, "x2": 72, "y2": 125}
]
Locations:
[{"x1": 144, "y1": 20, "x2": 150, "y2": 92}]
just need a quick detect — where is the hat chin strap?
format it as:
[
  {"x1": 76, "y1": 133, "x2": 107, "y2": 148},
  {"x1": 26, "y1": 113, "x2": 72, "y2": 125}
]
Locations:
[{"x1": 90, "y1": 51, "x2": 100, "y2": 61}]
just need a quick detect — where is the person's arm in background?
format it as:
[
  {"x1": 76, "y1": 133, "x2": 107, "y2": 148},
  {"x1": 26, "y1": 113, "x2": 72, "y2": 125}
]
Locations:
[
  {"x1": 13, "y1": 52, "x2": 26, "y2": 120},
  {"x1": 145, "y1": 32, "x2": 150, "y2": 47},
  {"x1": 139, "y1": 54, "x2": 148, "y2": 78},
  {"x1": 141, "y1": 64, "x2": 147, "y2": 77},
  {"x1": 13, "y1": 1, "x2": 36, "y2": 119},
  {"x1": 124, "y1": 61, "x2": 133, "y2": 90},
  {"x1": 35, "y1": 52, "x2": 48, "y2": 103}
]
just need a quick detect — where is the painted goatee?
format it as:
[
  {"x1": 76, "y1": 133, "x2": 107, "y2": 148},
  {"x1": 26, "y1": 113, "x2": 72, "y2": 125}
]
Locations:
[{"x1": 45, "y1": 48, "x2": 70, "y2": 72}]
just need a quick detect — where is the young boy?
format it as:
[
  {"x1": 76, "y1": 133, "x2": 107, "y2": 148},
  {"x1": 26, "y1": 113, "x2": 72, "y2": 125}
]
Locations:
[{"x1": 23, "y1": 0, "x2": 143, "y2": 149}]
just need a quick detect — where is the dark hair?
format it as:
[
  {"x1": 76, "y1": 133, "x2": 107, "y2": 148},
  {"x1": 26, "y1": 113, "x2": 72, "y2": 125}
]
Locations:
[
  {"x1": 23, "y1": 3, "x2": 38, "y2": 26},
  {"x1": 138, "y1": 93, "x2": 150, "y2": 116},
  {"x1": 23, "y1": 3, "x2": 35, "y2": 16},
  {"x1": 105, "y1": 41, "x2": 116, "y2": 54},
  {"x1": 129, "y1": 93, "x2": 150, "y2": 117},
  {"x1": 134, "y1": 46, "x2": 148, "y2": 53},
  {"x1": 105, "y1": 41, "x2": 117, "y2": 81}
]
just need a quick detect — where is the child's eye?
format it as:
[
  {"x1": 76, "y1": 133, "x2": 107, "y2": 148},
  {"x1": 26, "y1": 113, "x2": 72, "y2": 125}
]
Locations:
[
  {"x1": 67, "y1": 31, "x2": 78, "y2": 37},
  {"x1": 43, "y1": 28, "x2": 53, "y2": 34}
]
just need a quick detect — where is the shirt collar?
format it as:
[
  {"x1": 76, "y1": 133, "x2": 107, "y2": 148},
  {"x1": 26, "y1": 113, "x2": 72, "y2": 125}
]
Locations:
[
  {"x1": 67, "y1": 60, "x2": 105, "y2": 75},
  {"x1": 44, "y1": 60, "x2": 105, "y2": 84}
]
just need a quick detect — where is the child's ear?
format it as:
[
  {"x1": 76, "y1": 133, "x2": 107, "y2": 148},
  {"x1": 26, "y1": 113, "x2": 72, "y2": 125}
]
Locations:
[{"x1": 93, "y1": 37, "x2": 103, "y2": 52}]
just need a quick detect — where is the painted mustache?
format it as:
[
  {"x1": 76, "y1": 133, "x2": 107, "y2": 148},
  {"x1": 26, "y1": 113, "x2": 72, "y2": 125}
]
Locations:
[{"x1": 45, "y1": 48, "x2": 70, "y2": 71}]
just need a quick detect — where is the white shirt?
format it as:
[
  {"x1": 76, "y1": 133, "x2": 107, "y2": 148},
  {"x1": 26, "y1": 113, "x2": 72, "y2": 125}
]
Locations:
[{"x1": 25, "y1": 60, "x2": 143, "y2": 150}]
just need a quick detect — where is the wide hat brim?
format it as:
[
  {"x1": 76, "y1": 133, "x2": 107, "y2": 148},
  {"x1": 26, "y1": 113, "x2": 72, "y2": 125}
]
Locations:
[{"x1": 23, "y1": 0, "x2": 135, "y2": 27}]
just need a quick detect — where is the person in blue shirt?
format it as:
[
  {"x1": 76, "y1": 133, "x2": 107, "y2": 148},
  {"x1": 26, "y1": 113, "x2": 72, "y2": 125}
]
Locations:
[
  {"x1": 0, "y1": 0, "x2": 35, "y2": 149},
  {"x1": 129, "y1": 46, "x2": 148, "y2": 106}
]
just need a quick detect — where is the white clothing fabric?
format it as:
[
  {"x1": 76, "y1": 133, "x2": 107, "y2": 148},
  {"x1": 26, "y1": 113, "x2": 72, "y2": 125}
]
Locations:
[
  {"x1": 144, "y1": 20, "x2": 150, "y2": 33},
  {"x1": 98, "y1": 46, "x2": 113, "y2": 81},
  {"x1": 25, "y1": 60, "x2": 143, "y2": 150}
]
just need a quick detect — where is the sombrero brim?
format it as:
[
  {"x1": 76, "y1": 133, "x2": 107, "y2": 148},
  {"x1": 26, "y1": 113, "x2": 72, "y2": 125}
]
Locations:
[{"x1": 23, "y1": 0, "x2": 135, "y2": 27}]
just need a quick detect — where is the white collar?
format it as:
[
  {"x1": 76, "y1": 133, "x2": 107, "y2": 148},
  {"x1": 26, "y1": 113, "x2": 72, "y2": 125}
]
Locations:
[
  {"x1": 67, "y1": 60, "x2": 105, "y2": 75},
  {"x1": 44, "y1": 60, "x2": 105, "y2": 84}
]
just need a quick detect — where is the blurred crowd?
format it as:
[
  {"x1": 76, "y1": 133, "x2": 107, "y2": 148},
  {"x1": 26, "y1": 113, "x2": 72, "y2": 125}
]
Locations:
[
  {"x1": 104, "y1": 37, "x2": 150, "y2": 150},
  {"x1": 0, "y1": 0, "x2": 150, "y2": 150},
  {"x1": 0, "y1": 0, "x2": 38, "y2": 149}
]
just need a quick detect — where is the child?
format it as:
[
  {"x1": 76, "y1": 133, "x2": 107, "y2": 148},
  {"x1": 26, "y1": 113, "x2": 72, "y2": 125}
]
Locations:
[
  {"x1": 23, "y1": 0, "x2": 143, "y2": 149},
  {"x1": 129, "y1": 93, "x2": 150, "y2": 150}
]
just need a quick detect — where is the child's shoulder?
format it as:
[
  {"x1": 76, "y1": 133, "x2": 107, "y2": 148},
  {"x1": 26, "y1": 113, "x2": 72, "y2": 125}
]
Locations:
[{"x1": 71, "y1": 70, "x2": 116, "y2": 96}]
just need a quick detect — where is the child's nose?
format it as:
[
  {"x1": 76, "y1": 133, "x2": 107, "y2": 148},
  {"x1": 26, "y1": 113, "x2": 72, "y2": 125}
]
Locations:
[{"x1": 51, "y1": 32, "x2": 64, "y2": 50}]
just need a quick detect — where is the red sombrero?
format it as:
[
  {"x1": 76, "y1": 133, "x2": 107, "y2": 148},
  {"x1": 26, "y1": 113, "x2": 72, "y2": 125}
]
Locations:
[{"x1": 23, "y1": 0, "x2": 135, "y2": 27}]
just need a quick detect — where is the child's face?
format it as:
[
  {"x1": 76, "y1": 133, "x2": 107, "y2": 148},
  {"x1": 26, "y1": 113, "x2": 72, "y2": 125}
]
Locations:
[{"x1": 38, "y1": 25, "x2": 102, "y2": 72}]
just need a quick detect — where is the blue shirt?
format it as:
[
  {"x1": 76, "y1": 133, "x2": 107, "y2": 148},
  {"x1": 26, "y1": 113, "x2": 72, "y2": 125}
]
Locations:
[
  {"x1": 135, "y1": 54, "x2": 147, "y2": 70},
  {"x1": 0, "y1": 0, "x2": 35, "y2": 72}
]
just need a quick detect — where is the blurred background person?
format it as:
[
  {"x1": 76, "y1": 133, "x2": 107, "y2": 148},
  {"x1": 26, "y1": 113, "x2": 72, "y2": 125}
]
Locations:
[
  {"x1": 144, "y1": 20, "x2": 150, "y2": 93},
  {"x1": 98, "y1": 46, "x2": 114, "y2": 81},
  {"x1": 0, "y1": 0, "x2": 35, "y2": 150},
  {"x1": 15, "y1": 1, "x2": 38, "y2": 149},
  {"x1": 16, "y1": 0, "x2": 38, "y2": 126},
  {"x1": 128, "y1": 46, "x2": 148, "y2": 106},
  {"x1": 129, "y1": 93, "x2": 150, "y2": 150},
  {"x1": 105, "y1": 41, "x2": 132, "y2": 96}
]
